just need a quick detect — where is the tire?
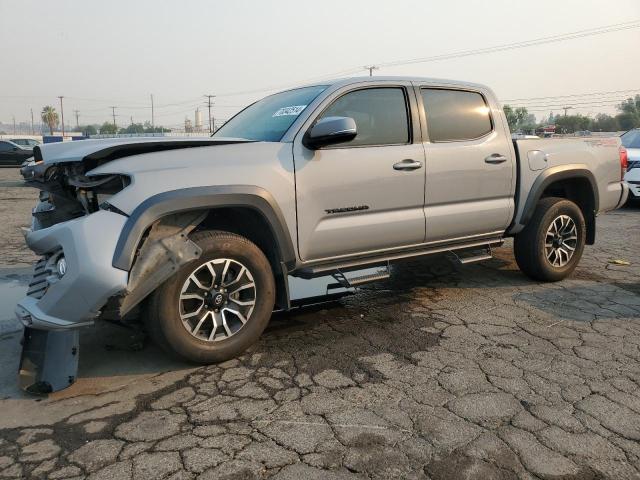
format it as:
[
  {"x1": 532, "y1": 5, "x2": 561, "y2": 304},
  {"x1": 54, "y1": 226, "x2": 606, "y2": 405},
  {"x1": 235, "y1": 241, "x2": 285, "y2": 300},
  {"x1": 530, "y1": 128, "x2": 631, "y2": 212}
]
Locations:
[
  {"x1": 145, "y1": 230, "x2": 275, "y2": 364},
  {"x1": 514, "y1": 197, "x2": 586, "y2": 282}
]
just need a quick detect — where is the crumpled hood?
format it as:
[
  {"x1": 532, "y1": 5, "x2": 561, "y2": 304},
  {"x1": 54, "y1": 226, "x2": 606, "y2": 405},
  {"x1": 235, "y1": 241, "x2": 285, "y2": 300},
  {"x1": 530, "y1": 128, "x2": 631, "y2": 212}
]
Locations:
[{"x1": 34, "y1": 136, "x2": 248, "y2": 165}]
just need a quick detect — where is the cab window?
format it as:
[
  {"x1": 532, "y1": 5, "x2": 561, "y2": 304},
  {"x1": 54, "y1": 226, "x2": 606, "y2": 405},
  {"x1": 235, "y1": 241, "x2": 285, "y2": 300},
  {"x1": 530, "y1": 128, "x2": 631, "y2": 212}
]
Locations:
[
  {"x1": 421, "y1": 88, "x2": 492, "y2": 142},
  {"x1": 317, "y1": 87, "x2": 410, "y2": 147}
]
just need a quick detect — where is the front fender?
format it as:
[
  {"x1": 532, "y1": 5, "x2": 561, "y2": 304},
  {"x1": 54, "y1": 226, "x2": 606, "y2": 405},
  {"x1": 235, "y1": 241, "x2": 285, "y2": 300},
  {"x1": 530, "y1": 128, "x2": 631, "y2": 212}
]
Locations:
[{"x1": 112, "y1": 185, "x2": 296, "y2": 271}]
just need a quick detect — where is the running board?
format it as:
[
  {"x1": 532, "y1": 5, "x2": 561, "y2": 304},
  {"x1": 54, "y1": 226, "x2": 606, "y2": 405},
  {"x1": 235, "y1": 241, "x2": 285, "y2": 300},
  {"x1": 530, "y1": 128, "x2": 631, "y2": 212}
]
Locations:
[
  {"x1": 328, "y1": 264, "x2": 391, "y2": 291},
  {"x1": 295, "y1": 237, "x2": 504, "y2": 278},
  {"x1": 453, "y1": 246, "x2": 494, "y2": 265},
  {"x1": 348, "y1": 270, "x2": 391, "y2": 286},
  {"x1": 458, "y1": 253, "x2": 493, "y2": 264}
]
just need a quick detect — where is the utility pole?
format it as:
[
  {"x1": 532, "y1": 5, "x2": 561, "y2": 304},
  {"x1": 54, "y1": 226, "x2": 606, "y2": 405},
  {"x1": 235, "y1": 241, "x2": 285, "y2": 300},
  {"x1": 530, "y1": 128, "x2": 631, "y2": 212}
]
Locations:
[
  {"x1": 563, "y1": 106, "x2": 573, "y2": 117},
  {"x1": 364, "y1": 65, "x2": 379, "y2": 76},
  {"x1": 150, "y1": 94, "x2": 155, "y2": 131},
  {"x1": 12, "y1": 116, "x2": 16, "y2": 135},
  {"x1": 204, "y1": 95, "x2": 215, "y2": 134},
  {"x1": 110, "y1": 106, "x2": 117, "y2": 129},
  {"x1": 30, "y1": 109, "x2": 34, "y2": 134},
  {"x1": 58, "y1": 96, "x2": 65, "y2": 136},
  {"x1": 74, "y1": 110, "x2": 80, "y2": 129}
]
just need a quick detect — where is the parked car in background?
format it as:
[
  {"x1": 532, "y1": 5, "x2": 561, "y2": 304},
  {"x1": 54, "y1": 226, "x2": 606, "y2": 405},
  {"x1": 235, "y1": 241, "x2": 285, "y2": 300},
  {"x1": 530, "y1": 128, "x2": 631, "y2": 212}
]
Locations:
[
  {"x1": 0, "y1": 140, "x2": 34, "y2": 166},
  {"x1": 622, "y1": 129, "x2": 640, "y2": 201},
  {"x1": 10, "y1": 138, "x2": 40, "y2": 148}
]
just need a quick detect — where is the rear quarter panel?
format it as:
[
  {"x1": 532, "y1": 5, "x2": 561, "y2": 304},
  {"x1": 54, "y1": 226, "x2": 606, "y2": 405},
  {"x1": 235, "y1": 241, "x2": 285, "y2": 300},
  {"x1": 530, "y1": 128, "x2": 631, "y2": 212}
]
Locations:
[{"x1": 511, "y1": 137, "x2": 623, "y2": 231}]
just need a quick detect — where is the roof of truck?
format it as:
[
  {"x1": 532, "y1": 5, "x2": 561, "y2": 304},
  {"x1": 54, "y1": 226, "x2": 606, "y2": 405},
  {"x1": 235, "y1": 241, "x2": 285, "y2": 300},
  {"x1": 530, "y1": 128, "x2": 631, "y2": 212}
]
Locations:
[{"x1": 303, "y1": 76, "x2": 490, "y2": 91}]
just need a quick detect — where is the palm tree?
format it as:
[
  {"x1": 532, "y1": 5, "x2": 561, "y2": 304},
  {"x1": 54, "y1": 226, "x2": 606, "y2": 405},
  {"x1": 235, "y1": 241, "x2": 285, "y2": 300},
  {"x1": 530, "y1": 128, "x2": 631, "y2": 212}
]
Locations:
[{"x1": 41, "y1": 106, "x2": 59, "y2": 135}]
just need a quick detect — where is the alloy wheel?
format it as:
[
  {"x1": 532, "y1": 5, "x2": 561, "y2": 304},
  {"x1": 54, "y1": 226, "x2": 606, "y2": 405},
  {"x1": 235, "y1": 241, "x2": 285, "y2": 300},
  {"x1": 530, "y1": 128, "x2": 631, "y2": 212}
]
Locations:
[
  {"x1": 179, "y1": 258, "x2": 256, "y2": 342},
  {"x1": 544, "y1": 214, "x2": 578, "y2": 268}
]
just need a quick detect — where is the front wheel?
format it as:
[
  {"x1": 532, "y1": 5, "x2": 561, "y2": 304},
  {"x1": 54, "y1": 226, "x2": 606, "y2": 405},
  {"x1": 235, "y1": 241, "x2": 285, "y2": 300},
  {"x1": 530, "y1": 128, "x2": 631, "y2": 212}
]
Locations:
[
  {"x1": 514, "y1": 197, "x2": 586, "y2": 282},
  {"x1": 145, "y1": 230, "x2": 275, "y2": 364}
]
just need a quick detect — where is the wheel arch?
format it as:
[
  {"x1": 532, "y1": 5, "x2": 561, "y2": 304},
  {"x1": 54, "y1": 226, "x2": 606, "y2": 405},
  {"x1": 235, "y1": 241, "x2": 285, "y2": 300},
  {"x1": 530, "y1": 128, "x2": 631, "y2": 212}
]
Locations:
[
  {"x1": 113, "y1": 185, "x2": 296, "y2": 272},
  {"x1": 518, "y1": 165, "x2": 598, "y2": 245},
  {"x1": 112, "y1": 186, "x2": 296, "y2": 311}
]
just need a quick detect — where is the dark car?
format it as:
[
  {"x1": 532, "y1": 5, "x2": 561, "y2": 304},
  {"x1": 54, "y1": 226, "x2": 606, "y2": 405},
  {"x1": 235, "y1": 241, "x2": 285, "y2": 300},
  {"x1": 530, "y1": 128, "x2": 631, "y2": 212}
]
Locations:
[
  {"x1": 0, "y1": 140, "x2": 34, "y2": 166},
  {"x1": 10, "y1": 138, "x2": 40, "y2": 148}
]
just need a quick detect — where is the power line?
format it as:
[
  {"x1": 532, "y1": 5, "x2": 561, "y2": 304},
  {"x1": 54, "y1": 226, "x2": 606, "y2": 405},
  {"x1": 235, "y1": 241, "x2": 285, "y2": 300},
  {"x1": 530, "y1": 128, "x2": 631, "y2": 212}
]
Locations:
[
  {"x1": 501, "y1": 88, "x2": 640, "y2": 104},
  {"x1": 211, "y1": 20, "x2": 640, "y2": 98},
  {"x1": 509, "y1": 98, "x2": 635, "y2": 109},
  {"x1": 377, "y1": 20, "x2": 640, "y2": 69}
]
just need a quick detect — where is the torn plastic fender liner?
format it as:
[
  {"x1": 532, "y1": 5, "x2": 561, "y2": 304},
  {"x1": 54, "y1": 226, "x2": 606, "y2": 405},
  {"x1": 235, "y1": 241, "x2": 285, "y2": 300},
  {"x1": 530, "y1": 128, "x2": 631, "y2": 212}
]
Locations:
[
  {"x1": 19, "y1": 328, "x2": 80, "y2": 394},
  {"x1": 118, "y1": 211, "x2": 207, "y2": 316}
]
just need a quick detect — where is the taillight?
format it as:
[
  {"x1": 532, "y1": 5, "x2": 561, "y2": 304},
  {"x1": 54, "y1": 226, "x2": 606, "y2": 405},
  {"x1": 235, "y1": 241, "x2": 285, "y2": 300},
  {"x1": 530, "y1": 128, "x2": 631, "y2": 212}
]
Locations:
[{"x1": 620, "y1": 146, "x2": 628, "y2": 180}]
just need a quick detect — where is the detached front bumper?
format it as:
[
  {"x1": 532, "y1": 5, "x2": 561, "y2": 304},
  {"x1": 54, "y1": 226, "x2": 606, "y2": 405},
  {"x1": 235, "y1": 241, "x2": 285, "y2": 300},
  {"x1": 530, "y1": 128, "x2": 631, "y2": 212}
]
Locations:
[{"x1": 15, "y1": 210, "x2": 129, "y2": 330}]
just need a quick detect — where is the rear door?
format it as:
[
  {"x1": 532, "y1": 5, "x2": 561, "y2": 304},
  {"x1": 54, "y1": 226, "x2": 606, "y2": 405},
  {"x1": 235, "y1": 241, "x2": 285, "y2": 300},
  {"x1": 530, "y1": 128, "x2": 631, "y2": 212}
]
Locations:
[
  {"x1": 416, "y1": 85, "x2": 515, "y2": 243},
  {"x1": 293, "y1": 82, "x2": 426, "y2": 261}
]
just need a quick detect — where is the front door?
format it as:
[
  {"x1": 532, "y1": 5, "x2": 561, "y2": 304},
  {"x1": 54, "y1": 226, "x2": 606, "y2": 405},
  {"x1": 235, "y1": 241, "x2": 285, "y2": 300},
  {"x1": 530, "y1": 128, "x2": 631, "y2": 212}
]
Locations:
[
  {"x1": 417, "y1": 86, "x2": 515, "y2": 243},
  {"x1": 293, "y1": 84, "x2": 426, "y2": 262}
]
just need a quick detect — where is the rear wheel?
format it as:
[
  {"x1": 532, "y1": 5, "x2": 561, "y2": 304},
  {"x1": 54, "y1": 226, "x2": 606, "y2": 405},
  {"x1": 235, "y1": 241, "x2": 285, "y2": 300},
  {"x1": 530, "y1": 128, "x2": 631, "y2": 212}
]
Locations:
[
  {"x1": 514, "y1": 197, "x2": 586, "y2": 282},
  {"x1": 145, "y1": 230, "x2": 275, "y2": 363}
]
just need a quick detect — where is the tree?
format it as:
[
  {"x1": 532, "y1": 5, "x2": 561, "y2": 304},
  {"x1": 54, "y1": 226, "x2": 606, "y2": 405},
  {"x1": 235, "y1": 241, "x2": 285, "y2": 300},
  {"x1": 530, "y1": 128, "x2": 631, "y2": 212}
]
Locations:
[
  {"x1": 99, "y1": 122, "x2": 118, "y2": 134},
  {"x1": 503, "y1": 105, "x2": 530, "y2": 132},
  {"x1": 591, "y1": 114, "x2": 618, "y2": 132},
  {"x1": 77, "y1": 124, "x2": 98, "y2": 136},
  {"x1": 119, "y1": 123, "x2": 146, "y2": 134},
  {"x1": 615, "y1": 95, "x2": 640, "y2": 130},
  {"x1": 84, "y1": 124, "x2": 98, "y2": 136},
  {"x1": 142, "y1": 121, "x2": 170, "y2": 133},
  {"x1": 41, "y1": 106, "x2": 59, "y2": 135},
  {"x1": 554, "y1": 114, "x2": 591, "y2": 134}
]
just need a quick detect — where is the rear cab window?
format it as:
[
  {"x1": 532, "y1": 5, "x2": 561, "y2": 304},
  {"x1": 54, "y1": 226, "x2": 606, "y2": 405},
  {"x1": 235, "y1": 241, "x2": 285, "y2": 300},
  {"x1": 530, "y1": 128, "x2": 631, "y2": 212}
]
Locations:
[{"x1": 420, "y1": 88, "x2": 493, "y2": 142}]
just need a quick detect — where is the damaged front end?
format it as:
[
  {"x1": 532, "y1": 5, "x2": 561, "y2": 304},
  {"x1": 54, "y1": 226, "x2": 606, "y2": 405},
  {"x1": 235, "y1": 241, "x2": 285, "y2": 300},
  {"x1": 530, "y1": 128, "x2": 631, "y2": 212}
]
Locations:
[
  {"x1": 17, "y1": 156, "x2": 136, "y2": 393},
  {"x1": 17, "y1": 151, "x2": 208, "y2": 393},
  {"x1": 26, "y1": 159, "x2": 131, "y2": 230}
]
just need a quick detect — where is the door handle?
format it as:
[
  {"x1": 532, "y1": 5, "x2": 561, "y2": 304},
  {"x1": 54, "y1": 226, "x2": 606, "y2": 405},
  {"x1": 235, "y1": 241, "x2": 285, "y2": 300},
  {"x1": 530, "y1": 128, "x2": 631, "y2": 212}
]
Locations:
[
  {"x1": 393, "y1": 159, "x2": 423, "y2": 171},
  {"x1": 485, "y1": 154, "x2": 507, "y2": 164}
]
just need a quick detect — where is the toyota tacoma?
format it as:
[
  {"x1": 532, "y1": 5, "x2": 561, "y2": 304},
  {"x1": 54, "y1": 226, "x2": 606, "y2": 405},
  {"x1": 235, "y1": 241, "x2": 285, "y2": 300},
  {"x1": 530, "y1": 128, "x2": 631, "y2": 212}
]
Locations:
[{"x1": 16, "y1": 77, "x2": 629, "y2": 388}]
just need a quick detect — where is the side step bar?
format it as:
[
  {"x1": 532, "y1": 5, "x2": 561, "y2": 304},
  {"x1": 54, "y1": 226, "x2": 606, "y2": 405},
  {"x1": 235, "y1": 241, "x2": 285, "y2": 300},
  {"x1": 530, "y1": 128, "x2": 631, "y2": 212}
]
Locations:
[
  {"x1": 328, "y1": 263, "x2": 391, "y2": 291},
  {"x1": 296, "y1": 237, "x2": 504, "y2": 278},
  {"x1": 452, "y1": 245, "x2": 494, "y2": 265}
]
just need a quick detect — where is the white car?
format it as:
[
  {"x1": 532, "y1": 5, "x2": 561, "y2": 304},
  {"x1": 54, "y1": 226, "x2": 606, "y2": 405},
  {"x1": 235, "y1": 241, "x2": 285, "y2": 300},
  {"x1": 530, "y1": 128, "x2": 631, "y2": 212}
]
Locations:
[{"x1": 622, "y1": 129, "x2": 640, "y2": 200}]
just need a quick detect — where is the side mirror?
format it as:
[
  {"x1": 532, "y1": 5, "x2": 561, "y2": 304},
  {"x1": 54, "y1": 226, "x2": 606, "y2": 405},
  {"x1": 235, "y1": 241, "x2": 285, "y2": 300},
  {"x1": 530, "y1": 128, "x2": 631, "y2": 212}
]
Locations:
[
  {"x1": 13, "y1": 146, "x2": 19, "y2": 151},
  {"x1": 304, "y1": 116, "x2": 357, "y2": 149}
]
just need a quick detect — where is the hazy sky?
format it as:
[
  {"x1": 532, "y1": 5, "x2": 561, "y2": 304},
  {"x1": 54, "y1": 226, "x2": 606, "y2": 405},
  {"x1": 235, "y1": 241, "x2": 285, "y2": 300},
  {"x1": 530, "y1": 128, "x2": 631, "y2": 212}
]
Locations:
[{"x1": 1, "y1": 0, "x2": 639, "y2": 129}]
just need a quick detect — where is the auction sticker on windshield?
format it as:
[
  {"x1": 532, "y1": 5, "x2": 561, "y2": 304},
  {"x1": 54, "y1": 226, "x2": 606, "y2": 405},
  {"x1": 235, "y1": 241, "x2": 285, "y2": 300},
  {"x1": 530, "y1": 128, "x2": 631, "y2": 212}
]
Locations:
[{"x1": 272, "y1": 105, "x2": 307, "y2": 117}]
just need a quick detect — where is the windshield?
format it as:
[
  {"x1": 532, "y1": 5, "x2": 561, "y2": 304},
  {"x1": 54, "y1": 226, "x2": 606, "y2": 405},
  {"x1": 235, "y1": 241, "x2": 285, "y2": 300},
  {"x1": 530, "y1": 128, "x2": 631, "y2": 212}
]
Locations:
[
  {"x1": 213, "y1": 86, "x2": 327, "y2": 142},
  {"x1": 621, "y1": 129, "x2": 640, "y2": 149}
]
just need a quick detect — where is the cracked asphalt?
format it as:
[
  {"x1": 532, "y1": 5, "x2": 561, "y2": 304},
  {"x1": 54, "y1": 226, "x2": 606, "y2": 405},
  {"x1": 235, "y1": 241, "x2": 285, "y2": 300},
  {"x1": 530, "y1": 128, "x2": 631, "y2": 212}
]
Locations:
[{"x1": 1, "y1": 168, "x2": 640, "y2": 479}]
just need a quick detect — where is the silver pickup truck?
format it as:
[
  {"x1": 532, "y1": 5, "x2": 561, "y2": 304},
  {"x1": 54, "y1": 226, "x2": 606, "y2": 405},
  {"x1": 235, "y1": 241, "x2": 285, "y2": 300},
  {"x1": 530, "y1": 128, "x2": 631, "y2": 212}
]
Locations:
[{"x1": 17, "y1": 76, "x2": 628, "y2": 371}]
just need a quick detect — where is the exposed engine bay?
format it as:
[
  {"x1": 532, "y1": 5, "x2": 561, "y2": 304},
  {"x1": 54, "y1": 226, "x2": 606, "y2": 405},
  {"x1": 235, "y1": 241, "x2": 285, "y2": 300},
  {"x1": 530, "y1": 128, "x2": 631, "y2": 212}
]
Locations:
[{"x1": 28, "y1": 162, "x2": 130, "y2": 230}]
